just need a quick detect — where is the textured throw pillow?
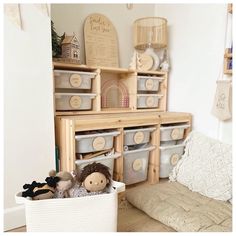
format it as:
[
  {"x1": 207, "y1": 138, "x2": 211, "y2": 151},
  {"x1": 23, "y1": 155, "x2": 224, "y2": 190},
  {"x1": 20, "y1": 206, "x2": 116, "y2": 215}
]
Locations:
[{"x1": 169, "y1": 131, "x2": 232, "y2": 201}]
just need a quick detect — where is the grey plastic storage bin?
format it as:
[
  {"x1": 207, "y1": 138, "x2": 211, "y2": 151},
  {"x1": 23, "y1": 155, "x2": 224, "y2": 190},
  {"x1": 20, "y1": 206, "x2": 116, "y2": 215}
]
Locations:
[
  {"x1": 160, "y1": 141, "x2": 177, "y2": 146},
  {"x1": 75, "y1": 130, "x2": 120, "y2": 153},
  {"x1": 123, "y1": 145, "x2": 156, "y2": 185},
  {"x1": 75, "y1": 152, "x2": 121, "y2": 176},
  {"x1": 54, "y1": 70, "x2": 96, "y2": 89},
  {"x1": 137, "y1": 75, "x2": 164, "y2": 92},
  {"x1": 55, "y1": 93, "x2": 96, "y2": 111},
  {"x1": 124, "y1": 127, "x2": 156, "y2": 146},
  {"x1": 160, "y1": 124, "x2": 190, "y2": 141},
  {"x1": 159, "y1": 143, "x2": 185, "y2": 178},
  {"x1": 137, "y1": 94, "x2": 163, "y2": 108}
]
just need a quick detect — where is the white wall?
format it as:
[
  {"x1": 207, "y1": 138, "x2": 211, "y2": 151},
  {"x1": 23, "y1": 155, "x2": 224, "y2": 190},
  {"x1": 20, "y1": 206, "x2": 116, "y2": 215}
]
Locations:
[
  {"x1": 51, "y1": 4, "x2": 156, "y2": 68},
  {"x1": 155, "y1": 4, "x2": 232, "y2": 143},
  {"x1": 4, "y1": 4, "x2": 55, "y2": 230}
]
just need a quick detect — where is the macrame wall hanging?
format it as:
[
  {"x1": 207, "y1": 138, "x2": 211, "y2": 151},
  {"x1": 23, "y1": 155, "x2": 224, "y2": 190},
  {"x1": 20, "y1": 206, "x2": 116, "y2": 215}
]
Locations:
[{"x1": 211, "y1": 5, "x2": 232, "y2": 121}]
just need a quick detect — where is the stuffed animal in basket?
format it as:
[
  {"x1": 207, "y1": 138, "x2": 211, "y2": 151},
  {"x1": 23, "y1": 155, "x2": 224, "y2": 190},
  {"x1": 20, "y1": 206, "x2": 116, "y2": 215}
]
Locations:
[
  {"x1": 49, "y1": 170, "x2": 75, "y2": 198},
  {"x1": 22, "y1": 176, "x2": 60, "y2": 200},
  {"x1": 69, "y1": 162, "x2": 112, "y2": 198}
]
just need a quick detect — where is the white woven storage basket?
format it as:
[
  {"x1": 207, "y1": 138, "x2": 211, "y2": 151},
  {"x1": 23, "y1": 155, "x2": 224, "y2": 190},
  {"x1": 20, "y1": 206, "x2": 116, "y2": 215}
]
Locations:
[{"x1": 15, "y1": 181, "x2": 125, "y2": 232}]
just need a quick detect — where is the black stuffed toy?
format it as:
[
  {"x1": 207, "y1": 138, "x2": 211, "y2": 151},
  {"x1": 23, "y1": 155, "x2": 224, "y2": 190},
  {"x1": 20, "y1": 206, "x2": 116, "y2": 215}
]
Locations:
[{"x1": 22, "y1": 176, "x2": 60, "y2": 200}]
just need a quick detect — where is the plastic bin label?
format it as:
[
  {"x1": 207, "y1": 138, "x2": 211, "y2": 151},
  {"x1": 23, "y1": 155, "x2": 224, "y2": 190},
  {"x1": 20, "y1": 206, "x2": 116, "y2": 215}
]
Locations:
[
  {"x1": 145, "y1": 79, "x2": 154, "y2": 90},
  {"x1": 69, "y1": 95, "x2": 81, "y2": 108},
  {"x1": 92, "y1": 137, "x2": 106, "y2": 150},
  {"x1": 171, "y1": 128, "x2": 181, "y2": 140},
  {"x1": 70, "y1": 74, "x2": 82, "y2": 88},
  {"x1": 134, "y1": 131, "x2": 144, "y2": 144},
  {"x1": 132, "y1": 159, "x2": 143, "y2": 171},
  {"x1": 170, "y1": 153, "x2": 180, "y2": 166},
  {"x1": 146, "y1": 96, "x2": 154, "y2": 107}
]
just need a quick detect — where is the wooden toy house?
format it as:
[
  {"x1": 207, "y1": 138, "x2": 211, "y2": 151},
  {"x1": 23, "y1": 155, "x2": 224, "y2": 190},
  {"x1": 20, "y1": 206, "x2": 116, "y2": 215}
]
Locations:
[{"x1": 61, "y1": 34, "x2": 80, "y2": 62}]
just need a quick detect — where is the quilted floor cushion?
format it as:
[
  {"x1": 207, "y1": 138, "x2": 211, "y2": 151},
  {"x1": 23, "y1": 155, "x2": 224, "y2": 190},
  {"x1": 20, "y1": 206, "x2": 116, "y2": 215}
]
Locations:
[{"x1": 126, "y1": 182, "x2": 232, "y2": 232}]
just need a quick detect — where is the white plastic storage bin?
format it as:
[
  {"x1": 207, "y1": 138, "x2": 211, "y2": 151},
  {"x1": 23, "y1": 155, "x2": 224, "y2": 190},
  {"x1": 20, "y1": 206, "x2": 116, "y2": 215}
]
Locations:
[
  {"x1": 15, "y1": 180, "x2": 125, "y2": 232},
  {"x1": 124, "y1": 127, "x2": 156, "y2": 146},
  {"x1": 55, "y1": 93, "x2": 96, "y2": 111},
  {"x1": 54, "y1": 70, "x2": 96, "y2": 89},
  {"x1": 123, "y1": 145, "x2": 156, "y2": 185},
  {"x1": 159, "y1": 143, "x2": 185, "y2": 178},
  {"x1": 160, "y1": 141, "x2": 177, "y2": 146},
  {"x1": 160, "y1": 124, "x2": 190, "y2": 141},
  {"x1": 75, "y1": 152, "x2": 121, "y2": 176},
  {"x1": 137, "y1": 75, "x2": 164, "y2": 92},
  {"x1": 137, "y1": 94, "x2": 163, "y2": 108},
  {"x1": 75, "y1": 130, "x2": 120, "y2": 153}
]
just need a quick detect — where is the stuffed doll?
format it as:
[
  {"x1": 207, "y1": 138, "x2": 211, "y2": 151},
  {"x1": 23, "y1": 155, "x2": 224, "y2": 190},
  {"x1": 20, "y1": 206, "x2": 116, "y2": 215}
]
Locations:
[
  {"x1": 69, "y1": 162, "x2": 111, "y2": 198},
  {"x1": 22, "y1": 176, "x2": 60, "y2": 200},
  {"x1": 49, "y1": 170, "x2": 75, "y2": 198}
]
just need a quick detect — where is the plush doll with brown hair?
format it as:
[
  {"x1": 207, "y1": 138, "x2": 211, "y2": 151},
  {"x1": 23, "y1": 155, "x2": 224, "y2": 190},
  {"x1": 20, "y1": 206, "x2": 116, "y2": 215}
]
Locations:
[{"x1": 69, "y1": 162, "x2": 111, "y2": 198}]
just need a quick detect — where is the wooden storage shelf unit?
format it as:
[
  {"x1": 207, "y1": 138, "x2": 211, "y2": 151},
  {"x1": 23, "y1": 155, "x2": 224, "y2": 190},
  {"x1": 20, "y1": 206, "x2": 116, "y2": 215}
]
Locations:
[
  {"x1": 224, "y1": 48, "x2": 233, "y2": 75},
  {"x1": 55, "y1": 112, "x2": 192, "y2": 184},
  {"x1": 53, "y1": 62, "x2": 168, "y2": 115},
  {"x1": 223, "y1": 4, "x2": 233, "y2": 75}
]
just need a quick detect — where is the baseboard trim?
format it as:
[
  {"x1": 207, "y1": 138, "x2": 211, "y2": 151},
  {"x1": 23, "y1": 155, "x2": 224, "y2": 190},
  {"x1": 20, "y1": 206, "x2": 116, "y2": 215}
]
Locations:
[{"x1": 4, "y1": 205, "x2": 26, "y2": 231}]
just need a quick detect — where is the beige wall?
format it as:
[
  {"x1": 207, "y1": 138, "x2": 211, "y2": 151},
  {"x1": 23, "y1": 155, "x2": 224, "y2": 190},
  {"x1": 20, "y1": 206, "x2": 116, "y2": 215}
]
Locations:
[
  {"x1": 4, "y1": 4, "x2": 55, "y2": 230},
  {"x1": 51, "y1": 4, "x2": 156, "y2": 68}
]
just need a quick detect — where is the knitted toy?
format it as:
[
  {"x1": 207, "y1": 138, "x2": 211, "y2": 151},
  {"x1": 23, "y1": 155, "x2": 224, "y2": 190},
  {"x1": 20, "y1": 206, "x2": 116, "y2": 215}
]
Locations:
[
  {"x1": 22, "y1": 176, "x2": 60, "y2": 200},
  {"x1": 49, "y1": 170, "x2": 75, "y2": 198},
  {"x1": 69, "y1": 162, "x2": 111, "y2": 198}
]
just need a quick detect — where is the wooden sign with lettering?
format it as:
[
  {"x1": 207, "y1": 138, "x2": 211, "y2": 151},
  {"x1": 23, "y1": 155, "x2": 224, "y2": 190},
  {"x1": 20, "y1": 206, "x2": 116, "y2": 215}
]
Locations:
[{"x1": 84, "y1": 13, "x2": 119, "y2": 67}]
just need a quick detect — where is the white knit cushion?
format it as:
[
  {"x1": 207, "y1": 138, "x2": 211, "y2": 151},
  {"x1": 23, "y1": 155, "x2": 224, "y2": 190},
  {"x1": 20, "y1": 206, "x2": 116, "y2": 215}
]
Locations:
[{"x1": 169, "y1": 131, "x2": 232, "y2": 201}]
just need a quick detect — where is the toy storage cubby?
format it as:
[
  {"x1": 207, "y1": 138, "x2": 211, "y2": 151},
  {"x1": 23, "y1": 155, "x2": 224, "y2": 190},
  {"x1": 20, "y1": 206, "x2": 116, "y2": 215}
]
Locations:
[
  {"x1": 55, "y1": 112, "x2": 192, "y2": 185},
  {"x1": 53, "y1": 62, "x2": 168, "y2": 115},
  {"x1": 101, "y1": 68, "x2": 136, "y2": 111}
]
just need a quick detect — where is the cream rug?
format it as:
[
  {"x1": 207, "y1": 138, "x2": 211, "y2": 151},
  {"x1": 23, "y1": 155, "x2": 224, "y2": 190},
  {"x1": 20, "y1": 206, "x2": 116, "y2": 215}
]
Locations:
[{"x1": 126, "y1": 181, "x2": 232, "y2": 232}]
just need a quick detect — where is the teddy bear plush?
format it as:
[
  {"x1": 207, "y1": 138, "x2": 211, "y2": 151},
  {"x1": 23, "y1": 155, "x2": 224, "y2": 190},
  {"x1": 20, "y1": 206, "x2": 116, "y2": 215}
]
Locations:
[
  {"x1": 49, "y1": 170, "x2": 75, "y2": 198},
  {"x1": 69, "y1": 162, "x2": 111, "y2": 198}
]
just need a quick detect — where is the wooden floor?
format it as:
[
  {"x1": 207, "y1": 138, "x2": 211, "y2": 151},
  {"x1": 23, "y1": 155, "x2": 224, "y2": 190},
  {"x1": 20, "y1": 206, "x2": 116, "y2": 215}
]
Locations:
[{"x1": 7, "y1": 200, "x2": 174, "y2": 232}]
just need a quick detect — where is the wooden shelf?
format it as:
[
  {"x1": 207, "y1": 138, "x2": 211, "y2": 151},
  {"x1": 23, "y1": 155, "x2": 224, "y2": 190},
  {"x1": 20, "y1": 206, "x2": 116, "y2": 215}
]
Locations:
[
  {"x1": 224, "y1": 69, "x2": 232, "y2": 75},
  {"x1": 224, "y1": 53, "x2": 232, "y2": 58},
  {"x1": 228, "y1": 3, "x2": 233, "y2": 14}
]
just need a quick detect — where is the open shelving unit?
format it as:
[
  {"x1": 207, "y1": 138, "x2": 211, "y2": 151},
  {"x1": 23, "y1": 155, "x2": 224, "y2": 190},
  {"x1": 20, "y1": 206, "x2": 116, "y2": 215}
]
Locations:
[
  {"x1": 224, "y1": 3, "x2": 233, "y2": 75},
  {"x1": 53, "y1": 61, "x2": 168, "y2": 115}
]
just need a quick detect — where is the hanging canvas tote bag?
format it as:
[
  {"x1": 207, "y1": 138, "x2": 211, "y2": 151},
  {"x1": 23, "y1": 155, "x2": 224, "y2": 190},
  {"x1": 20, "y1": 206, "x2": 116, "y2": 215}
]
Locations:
[{"x1": 212, "y1": 80, "x2": 232, "y2": 121}]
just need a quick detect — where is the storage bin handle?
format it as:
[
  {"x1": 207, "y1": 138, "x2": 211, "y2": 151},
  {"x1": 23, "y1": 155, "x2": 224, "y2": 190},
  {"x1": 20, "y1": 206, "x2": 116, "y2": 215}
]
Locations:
[
  {"x1": 75, "y1": 131, "x2": 120, "y2": 140},
  {"x1": 123, "y1": 145, "x2": 156, "y2": 155},
  {"x1": 15, "y1": 192, "x2": 28, "y2": 204},
  {"x1": 75, "y1": 152, "x2": 121, "y2": 165},
  {"x1": 111, "y1": 181, "x2": 125, "y2": 193}
]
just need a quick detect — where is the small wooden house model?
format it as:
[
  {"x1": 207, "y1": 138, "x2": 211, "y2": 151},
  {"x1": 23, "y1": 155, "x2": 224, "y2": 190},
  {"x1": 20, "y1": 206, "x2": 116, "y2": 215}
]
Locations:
[{"x1": 61, "y1": 34, "x2": 80, "y2": 61}]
